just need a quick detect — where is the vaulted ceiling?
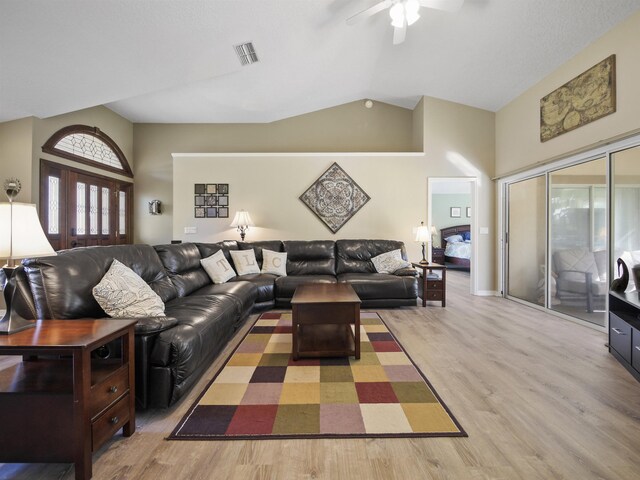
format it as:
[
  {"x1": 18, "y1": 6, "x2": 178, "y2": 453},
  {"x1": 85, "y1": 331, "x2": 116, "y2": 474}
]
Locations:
[{"x1": 1, "y1": 0, "x2": 639, "y2": 123}]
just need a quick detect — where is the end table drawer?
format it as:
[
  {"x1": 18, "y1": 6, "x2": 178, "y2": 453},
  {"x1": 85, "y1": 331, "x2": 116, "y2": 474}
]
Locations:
[
  {"x1": 426, "y1": 280, "x2": 442, "y2": 291},
  {"x1": 92, "y1": 393, "x2": 130, "y2": 451},
  {"x1": 91, "y1": 365, "x2": 129, "y2": 418},
  {"x1": 424, "y1": 290, "x2": 443, "y2": 300}
]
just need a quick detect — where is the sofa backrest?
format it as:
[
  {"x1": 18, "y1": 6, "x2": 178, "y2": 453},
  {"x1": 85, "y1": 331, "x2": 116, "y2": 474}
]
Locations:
[
  {"x1": 283, "y1": 240, "x2": 336, "y2": 275},
  {"x1": 196, "y1": 241, "x2": 238, "y2": 263},
  {"x1": 238, "y1": 241, "x2": 283, "y2": 268},
  {"x1": 21, "y1": 244, "x2": 176, "y2": 319},
  {"x1": 155, "y1": 243, "x2": 211, "y2": 297},
  {"x1": 336, "y1": 239, "x2": 408, "y2": 274}
]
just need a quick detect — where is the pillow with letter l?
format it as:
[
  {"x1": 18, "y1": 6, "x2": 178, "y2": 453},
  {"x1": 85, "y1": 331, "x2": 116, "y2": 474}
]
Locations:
[
  {"x1": 371, "y1": 249, "x2": 411, "y2": 274},
  {"x1": 92, "y1": 259, "x2": 165, "y2": 318},
  {"x1": 201, "y1": 250, "x2": 237, "y2": 284},
  {"x1": 261, "y1": 249, "x2": 287, "y2": 276},
  {"x1": 229, "y1": 249, "x2": 260, "y2": 276}
]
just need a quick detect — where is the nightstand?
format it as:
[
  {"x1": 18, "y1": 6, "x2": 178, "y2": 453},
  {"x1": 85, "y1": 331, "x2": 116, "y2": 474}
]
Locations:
[
  {"x1": 412, "y1": 263, "x2": 446, "y2": 307},
  {"x1": 431, "y1": 246, "x2": 445, "y2": 265}
]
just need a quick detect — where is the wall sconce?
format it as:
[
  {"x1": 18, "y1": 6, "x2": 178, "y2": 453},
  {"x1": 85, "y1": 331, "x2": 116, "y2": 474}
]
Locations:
[{"x1": 148, "y1": 200, "x2": 162, "y2": 215}]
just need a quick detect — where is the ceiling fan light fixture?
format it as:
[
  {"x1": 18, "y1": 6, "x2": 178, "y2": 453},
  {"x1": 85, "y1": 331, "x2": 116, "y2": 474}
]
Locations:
[
  {"x1": 406, "y1": 10, "x2": 420, "y2": 26},
  {"x1": 389, "y1": 3, "x2": 405, "y2": 26}
]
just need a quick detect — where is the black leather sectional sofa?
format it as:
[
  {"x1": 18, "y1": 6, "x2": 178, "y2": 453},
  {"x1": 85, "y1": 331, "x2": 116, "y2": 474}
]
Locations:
[{"x1": 12, "y1": 239, "x2": 417, "y2": 408}]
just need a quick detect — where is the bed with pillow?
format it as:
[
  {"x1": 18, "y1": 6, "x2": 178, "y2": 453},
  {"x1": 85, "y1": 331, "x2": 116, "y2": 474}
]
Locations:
[{"x1": 441, "y1": 224, "x2": 471, "y2": 270}]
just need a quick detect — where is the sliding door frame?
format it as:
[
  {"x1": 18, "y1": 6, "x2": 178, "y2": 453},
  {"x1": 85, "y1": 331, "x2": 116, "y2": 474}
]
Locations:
[{"x1": 498, "y1": 133, "x2": 640, "y2": 331}]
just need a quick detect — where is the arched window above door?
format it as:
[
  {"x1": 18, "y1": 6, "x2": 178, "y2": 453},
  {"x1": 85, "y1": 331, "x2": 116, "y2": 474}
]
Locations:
[{"x1": 42, "y1": 124, "x2": 133, "y2": 177}]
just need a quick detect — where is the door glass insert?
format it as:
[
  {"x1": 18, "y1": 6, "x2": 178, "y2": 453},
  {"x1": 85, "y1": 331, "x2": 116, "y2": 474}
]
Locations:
[
  {"x1": 507, "y1": 175, "x2": 546, "y2": 306},
  {"x1": 48, "y1": 176, "x2": 59, "y2": 235},
  {"x1": 76, "y1": 182, "x2": 86, "y2": 235},
  {"x1": 549, "y1": 157, "x2": 606, "y2": 326}
]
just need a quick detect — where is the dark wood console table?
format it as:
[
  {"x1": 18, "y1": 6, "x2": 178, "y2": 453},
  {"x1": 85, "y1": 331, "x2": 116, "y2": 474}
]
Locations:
[
  {"x1": 412, "y1": 263, "x2": 447, "y2": 307},
  {"x1": 0, "y1": 319, "x2": 137, "y2": 480}
]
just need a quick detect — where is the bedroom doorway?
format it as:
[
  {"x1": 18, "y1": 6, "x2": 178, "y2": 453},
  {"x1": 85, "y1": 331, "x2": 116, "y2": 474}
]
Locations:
[{"x1": 428, "y1": 177, "x2": 478, "y2": 295}]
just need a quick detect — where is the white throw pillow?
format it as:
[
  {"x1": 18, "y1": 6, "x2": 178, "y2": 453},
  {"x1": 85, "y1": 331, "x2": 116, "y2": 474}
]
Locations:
[
  {"x1": 201, "y1": 250, "x2": 237, "y2": 284},
  {"x1": 92, "y1": 259, "x2": 165, "y2": 318},
  {"x1": 261, "y1": 249, "x2": 287, "y2": 276},
  {"x1": 371, "y1": 249, "x2": 411, "y2": 274},
  {"x1": 229, "y1": 249, "x2": 261, "y2": 276},
  {"x1": 444, "y1": 234, "x2": 464, "y2": 243}
]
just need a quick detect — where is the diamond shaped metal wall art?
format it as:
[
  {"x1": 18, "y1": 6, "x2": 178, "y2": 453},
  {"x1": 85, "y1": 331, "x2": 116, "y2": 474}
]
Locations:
[{"x1": 299, "y1": 163, "x2": 370, "y2": 233}]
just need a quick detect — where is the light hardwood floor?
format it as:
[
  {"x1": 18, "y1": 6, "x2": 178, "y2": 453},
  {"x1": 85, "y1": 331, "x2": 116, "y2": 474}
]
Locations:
[{"x1": 2, "y1": 271, "x2": 640, "y2": 480}]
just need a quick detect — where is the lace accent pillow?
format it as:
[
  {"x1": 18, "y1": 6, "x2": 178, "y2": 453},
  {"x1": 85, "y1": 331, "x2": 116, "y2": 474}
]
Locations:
[
  {"x1": 92, "y1": 259, "x2": 165, "y2": 317},
  {"x1": 371, "y1": 249, "x2": 411, "y2": 274},
  {"x1": 229, "y1": 249, "x2": 260, "y2": 276},
  {"x1": 201, "y1": 249, "x2": 237, "y2": 284},
  {"x1": 261, "y1": 249, "x2": 287, "y2": 276}
]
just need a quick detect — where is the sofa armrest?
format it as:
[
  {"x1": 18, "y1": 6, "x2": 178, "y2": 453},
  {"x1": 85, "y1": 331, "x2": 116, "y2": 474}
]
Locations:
[
  {"x1": 394, "y1": 267, "x2": 418, "y2": 277},
  {"x1": 134, "y1": 316, "x2": 179, "y2": 335}
]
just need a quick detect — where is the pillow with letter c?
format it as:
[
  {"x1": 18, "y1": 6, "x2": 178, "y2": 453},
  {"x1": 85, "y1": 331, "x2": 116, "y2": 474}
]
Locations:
[{"x1": 261, "y1": 249, "x2": 287, "y2": 276}]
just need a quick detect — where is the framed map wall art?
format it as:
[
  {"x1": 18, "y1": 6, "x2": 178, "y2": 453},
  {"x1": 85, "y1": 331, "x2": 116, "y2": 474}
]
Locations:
[
  {"x1": 299, "y1": 162, "x2": 370, "y2": 233},
  {"x1": 194, "y1": 183, "x2": 229, "y2": 218},
  {"x1": 540, "y1": 55, "x2": 616, "y2": 142}
]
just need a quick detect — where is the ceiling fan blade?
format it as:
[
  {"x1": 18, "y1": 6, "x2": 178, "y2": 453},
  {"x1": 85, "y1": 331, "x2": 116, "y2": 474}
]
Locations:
[
  {"x1": 418, "y1": 0, "x2": 464, "y2": 12},
  {"x1": 346, "y1": 0, "x2": 393, "y2": 25},
  {"x1": 393, "y1": 23, "x2": 407, "y2": 45}
]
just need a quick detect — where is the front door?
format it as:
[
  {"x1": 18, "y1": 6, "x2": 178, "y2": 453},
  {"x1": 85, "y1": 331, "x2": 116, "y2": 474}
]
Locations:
[{"x1": 41, "y1": 160, "x2": 133, "y2": 250}]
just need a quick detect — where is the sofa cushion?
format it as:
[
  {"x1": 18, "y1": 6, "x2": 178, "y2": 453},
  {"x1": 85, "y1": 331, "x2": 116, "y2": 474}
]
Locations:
[
  {"x1": 229, "y1": 274, "x2": 277, "y2": 303},
  {"x1": 190, "y1": 280, "x2": 259, "y2": 316},
  {"x1": 155, "y1": 243, "x2": 210, "y2": 297},
  {"x1": 283, "y1": 240, "x2": 336, "y2": 275},
  {"x1": 22, "y1": 244, "x2": 176, "y2": 319},
  {"x1": 336, "y1": 240, "x2": 408, "y2": 274},
  {"x1": 152, "y1": 295, "x2": 239, "y2": 376},
  {"x1": 274, "y1": 274, "x2": 337, "y2": 299},
  {"x1": 201, "y1": 250, "x2": 236, "y2": 284},
  {"x1": 261, "y1": 249, "x2": 287, "y2": 276},
  {"x1": 337, "y1": 273, "x2": 418, "y2": 300},
  {"x1": 229, "y1": 249, "x2": 261, "y2": 275},
  {"x1": 92, "y1": 259, "x2": 166, "y2": 318},
  {"x1": 371, "y1": 249, "x2": 411, "y2": 273}
]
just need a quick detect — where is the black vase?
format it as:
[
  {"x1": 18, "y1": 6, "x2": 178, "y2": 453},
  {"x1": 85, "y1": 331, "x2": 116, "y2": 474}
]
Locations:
[{"x1": 611, "y1": 258, "x2": 629, "y2": 293}]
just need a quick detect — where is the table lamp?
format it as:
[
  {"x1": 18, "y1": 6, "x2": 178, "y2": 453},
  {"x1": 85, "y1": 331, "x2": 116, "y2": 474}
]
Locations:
[
  {"x1": 1, "y1": 179, "x2": 56, "y2": 334},
  {"x1": 230, "y1": 210, "x2": 254, "y2": 241},
  {"x1": 415, "y1": 221, "x2": 430, "y2": 265}
]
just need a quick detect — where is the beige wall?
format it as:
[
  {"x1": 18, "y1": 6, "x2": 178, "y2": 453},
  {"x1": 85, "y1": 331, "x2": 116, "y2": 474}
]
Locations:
[
  {"x1": 496, "y1": 11, "x2": 640, "y2": 176},
  {"x1": 0, "y1": 117, "x2": 35, "y2": 202},
  {"x1": 133, "y1": 100, "x2": 415, "y2": 246},
  {"x1": 168, "y1": 97, "x2": 496, "y2": 292},
  {"x1": 423, "y1": 97, "x2": 496, "y2": 289},
  {"x1": 0, "y1": 106, "x2": 133, "y2": 206}
]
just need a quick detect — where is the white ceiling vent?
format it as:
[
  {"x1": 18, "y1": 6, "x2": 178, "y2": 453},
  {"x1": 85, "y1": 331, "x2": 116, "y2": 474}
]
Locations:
[{"x1": 234, "y1": 42, "x2": 258, "y2": 66}]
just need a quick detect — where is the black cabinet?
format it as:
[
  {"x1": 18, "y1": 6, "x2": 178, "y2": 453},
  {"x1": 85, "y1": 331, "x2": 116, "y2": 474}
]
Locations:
[{"x1": 609, "y1": 292, "x2": 640, "y2": 382}]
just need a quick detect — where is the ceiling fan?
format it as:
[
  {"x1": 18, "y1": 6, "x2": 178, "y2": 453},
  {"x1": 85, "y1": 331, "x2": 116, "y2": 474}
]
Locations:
[{"x1": 347, "y1": 0, "x2": 464, "y2": 45}]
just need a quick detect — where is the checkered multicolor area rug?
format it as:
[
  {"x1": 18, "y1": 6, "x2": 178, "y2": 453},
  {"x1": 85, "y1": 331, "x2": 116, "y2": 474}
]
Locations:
[{"x1": 168, "y1": 312, "x2": 466, "y2": 439}]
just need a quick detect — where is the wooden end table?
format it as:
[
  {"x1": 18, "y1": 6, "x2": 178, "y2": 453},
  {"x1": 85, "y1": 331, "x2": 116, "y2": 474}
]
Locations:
[
  {"x1": 291, "y1": 283, "x2": 361, "y2": 360},
  {"x1": 412, "y1": 262, "x2": 447, "y2": 307},
  {"x1": 0, "y1": 319, "x2": 137, "y2": 480}
]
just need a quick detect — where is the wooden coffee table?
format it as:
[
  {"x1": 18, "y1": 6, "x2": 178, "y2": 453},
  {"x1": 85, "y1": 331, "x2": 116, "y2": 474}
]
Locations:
[{"x1": 290, "y1": 283, "x2": 361, "y2": 360}]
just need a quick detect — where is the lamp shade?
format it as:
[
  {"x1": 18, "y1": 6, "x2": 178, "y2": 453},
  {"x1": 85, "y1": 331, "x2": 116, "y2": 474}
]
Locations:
[
  {"x1": 430, "y1": 225, "x2": 438, "y2": 236},
  {"x1": 230, "y1": 210, "x2": 254, "y2": 228},
  {"x1": 0, "y1": 202, "x2": 56, "y2": 261},
  {"x1": 415, "y1": 223, "x2": 430, "y2": 242}
]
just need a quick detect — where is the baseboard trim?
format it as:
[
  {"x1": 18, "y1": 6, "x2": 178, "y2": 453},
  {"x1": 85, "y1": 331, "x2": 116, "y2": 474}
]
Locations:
[{"x1": 474, "y1": 290, "x2": 500, "y2": 297}]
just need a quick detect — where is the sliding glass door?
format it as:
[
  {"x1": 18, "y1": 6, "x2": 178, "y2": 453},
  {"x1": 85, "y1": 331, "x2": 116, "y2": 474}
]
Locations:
[
  {"x1": 506, "y1": 175, "x2": 546, "y2": 306},
  {"x1": 548, "y1": 158, "x2": 606, "y2": 326}
]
